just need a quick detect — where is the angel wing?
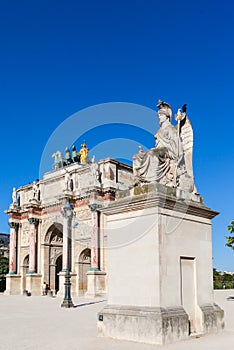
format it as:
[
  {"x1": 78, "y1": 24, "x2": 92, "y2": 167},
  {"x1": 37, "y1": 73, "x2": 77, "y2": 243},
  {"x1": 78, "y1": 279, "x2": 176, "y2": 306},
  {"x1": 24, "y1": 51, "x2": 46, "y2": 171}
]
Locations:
[
  {"x1": 179, "y1": 114, "x2": 193, "y2": 153},
  {"x1": 179, "y1": 114, "x2": 194, "y2": 178}
]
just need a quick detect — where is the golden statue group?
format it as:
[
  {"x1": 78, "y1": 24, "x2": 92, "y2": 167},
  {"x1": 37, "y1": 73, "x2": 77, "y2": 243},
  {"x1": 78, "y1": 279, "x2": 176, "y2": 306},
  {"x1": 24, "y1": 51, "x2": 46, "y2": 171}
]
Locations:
[{"x1": 52, "y1": 141, "x2": 89, "y2": 170}]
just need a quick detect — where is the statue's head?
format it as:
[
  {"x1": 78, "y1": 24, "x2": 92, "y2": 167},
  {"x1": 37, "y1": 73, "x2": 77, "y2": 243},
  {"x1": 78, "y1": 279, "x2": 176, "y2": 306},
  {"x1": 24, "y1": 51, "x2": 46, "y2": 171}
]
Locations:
[
  {"x1": 157, "y1": 100, "x2": 172, "y2": 121},
  {"x1": 81, "y1": 141, "x2": 87, "y2": 149}
]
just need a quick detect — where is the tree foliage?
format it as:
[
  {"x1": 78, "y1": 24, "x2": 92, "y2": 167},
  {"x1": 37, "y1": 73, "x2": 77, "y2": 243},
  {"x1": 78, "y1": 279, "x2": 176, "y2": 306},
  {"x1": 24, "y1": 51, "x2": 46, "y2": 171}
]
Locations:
[
  {"x1": 0, "y1": 256, "x2": 9, "y2": 278},
  {"x1": 213, "y1": 268, "x2": 234, "y2": 289},
  {"x1": 226, "y1": 219, "x2": 234, "y2": 250}
]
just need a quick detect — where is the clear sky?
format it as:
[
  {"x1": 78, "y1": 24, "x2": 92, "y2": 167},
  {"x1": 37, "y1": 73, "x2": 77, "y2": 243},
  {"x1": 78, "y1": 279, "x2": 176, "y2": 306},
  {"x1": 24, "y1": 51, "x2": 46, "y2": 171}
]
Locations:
[{"x1": 0, "y1": 0, "x2": 234, "y2": 271}]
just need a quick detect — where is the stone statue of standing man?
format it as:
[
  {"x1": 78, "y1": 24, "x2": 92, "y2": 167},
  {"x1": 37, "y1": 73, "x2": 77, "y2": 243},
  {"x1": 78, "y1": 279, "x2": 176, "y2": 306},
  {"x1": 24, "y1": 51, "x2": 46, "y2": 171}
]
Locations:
[{"x1": 12, "y1": 187, "x2": 17, "y2": 205}]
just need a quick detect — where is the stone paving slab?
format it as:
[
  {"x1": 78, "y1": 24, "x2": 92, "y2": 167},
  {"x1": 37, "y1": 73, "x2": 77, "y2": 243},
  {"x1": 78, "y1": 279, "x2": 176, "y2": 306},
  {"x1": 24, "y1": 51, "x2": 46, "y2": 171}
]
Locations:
[{"x1": 0, "y1": 290, "x2": 234, "y2": 350}]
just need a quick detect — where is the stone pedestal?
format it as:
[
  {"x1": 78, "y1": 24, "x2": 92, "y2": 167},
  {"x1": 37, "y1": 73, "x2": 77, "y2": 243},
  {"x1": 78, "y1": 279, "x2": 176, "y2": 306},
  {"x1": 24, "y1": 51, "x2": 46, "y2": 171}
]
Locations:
[
  {"x1": 98, "y1": 305, "x2": 189, "y2": 345},
  {"x1": 86, "y1": 270, "x2": 106, "y2": 298},
  {"x1": 4, "y1": 274, "x2": 21, "y2": 295},
  {"x1": 200, "y1": 304, "x2": 224, "y2": 333},
  {"x1": 97, "y1": 184, "x2": 224, "y2": 345},
  {"x1": 25, "y1": 274, "x2": 42, "y2": 296}
]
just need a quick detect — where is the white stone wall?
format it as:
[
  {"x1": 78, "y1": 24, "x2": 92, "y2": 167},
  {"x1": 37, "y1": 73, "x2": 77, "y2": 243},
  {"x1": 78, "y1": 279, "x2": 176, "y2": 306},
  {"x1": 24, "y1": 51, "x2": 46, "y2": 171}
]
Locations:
[
  {"x1": 104, "y1": 204, "x2": 214, "y2": 308},
  {"x1": 105, "y1": 207, "x2": 160, "y2": 307}
]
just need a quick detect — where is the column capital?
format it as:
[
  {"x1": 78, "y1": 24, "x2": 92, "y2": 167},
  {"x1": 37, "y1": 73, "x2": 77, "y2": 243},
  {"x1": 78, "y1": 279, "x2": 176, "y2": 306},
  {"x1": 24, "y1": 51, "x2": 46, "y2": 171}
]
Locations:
[
  {"x1": 88, "y1": 203, "x2": 102, "y2": 212},
  {"x1": 28, "y1": 217, "x2": 39, "y2": 225},
  {"x1": 8, "y1": 221, "x2": 19, "y2": 229}
]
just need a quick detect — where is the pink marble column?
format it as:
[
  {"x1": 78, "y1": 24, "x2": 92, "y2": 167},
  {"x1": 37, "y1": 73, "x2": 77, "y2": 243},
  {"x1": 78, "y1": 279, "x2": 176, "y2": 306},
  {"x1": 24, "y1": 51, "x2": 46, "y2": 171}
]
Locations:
[
  {"x1": 8, "y1": 222, "x2": 19, "y2": 274},
  {"x1": 28, "y1": 218, "x2": 39, "y2": 273},
  {"x1": 88, "y1": 203, "x2": 101, "y2": 271}
]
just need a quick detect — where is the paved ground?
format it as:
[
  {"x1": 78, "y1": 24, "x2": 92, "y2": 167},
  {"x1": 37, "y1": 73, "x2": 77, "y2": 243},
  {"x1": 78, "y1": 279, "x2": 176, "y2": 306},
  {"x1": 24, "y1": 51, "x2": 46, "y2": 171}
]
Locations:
[{"x1": 0, "y1": 290, "x2": 234, "y2": 350}]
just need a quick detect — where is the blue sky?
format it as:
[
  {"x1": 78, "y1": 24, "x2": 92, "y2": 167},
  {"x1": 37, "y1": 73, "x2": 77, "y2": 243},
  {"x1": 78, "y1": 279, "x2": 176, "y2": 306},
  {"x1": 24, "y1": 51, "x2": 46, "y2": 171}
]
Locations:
[{"x1": 0, "y1": 0, "x2": 234, "y2": 271}]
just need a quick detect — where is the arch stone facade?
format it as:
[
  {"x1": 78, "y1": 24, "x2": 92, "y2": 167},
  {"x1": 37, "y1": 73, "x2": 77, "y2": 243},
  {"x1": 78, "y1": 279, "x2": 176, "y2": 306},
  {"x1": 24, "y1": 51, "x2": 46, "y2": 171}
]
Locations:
[{"x1": 5, "y1": 158, "x2": 133, "y2": 296}]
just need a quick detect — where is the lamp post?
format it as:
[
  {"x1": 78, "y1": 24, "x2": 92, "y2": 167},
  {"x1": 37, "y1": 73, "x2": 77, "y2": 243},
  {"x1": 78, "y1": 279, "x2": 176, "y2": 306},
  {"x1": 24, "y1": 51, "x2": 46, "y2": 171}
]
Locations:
[
  {"x1": 88, "y1": 199, "x2": 101, "y2": 271},
  {"x1": 61, "y1": 199, "x2": 74, "y2": 308}
]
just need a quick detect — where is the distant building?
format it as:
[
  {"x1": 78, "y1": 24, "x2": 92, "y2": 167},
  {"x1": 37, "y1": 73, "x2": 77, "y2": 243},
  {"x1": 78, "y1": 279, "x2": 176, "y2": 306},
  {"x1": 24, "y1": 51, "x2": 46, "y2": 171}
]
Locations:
[
  {"x1": 220, "y1": 271, "x2": 234, "y2": 276},
  {"x1": 0, "y1": 233, "x2": 9, "y2": 258}
]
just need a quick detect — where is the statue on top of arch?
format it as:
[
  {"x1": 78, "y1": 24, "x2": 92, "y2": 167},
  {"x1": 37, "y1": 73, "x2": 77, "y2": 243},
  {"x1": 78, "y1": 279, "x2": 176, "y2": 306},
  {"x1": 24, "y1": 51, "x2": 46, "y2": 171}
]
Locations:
[
  {"x1": 52, "y1": 141, "x2": 90, "y2": 170},
  {"x1": 133, "y1": 100, "x2": 196, "y2": 193}
]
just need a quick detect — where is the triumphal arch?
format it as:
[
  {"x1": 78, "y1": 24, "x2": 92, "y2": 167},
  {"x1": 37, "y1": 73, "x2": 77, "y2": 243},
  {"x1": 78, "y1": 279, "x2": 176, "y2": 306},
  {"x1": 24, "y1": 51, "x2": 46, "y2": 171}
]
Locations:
[{"x1": 5, "y1": 142, "x2": 133, "y2": 297}]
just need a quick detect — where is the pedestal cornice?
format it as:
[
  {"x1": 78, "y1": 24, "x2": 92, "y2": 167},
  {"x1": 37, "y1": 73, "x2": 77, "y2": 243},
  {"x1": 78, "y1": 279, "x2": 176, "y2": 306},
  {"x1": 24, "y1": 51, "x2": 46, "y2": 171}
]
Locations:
[{"x1": 100, "y1": 184, "x2": 218, "y2": 220}]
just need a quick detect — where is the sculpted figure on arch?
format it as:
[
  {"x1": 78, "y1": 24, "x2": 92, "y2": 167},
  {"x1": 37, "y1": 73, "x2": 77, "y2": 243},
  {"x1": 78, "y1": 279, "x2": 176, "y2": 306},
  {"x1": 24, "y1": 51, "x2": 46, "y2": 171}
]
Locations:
[{"x1": 133, "y1": 100, "x2": 195, "y2": 192}]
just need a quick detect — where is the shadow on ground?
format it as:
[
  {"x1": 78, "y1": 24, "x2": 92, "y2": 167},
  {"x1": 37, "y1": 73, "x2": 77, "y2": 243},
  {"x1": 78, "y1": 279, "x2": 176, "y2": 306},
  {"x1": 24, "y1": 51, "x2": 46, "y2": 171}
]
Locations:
[{"x1": 74, "y1": 299, "x2": 106, "y2": 308}]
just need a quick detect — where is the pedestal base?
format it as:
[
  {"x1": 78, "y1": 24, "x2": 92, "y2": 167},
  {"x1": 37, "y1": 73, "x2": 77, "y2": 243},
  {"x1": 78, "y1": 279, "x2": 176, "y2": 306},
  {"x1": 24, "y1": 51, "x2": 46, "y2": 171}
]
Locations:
[
  {"x1": 200, "y1": 303, "x2": 224, "y2": 333},
  {"x1": 85, "y1": 270, "x2": 106, "y2": 298},
  {"x1": 56, "y1": 272, "x2": 76, "y2": 297},
  {"x1": 98, "y1": 305, "x2": 189, "y2": 345},
  {"x1": 4, "y1": 274, "x2": 21, "y2": 295},
  {"x1": 26, "y1": 273, "x2": 42, "y2": 296},
  {"x1": 61, "y1": 299, "x2": 74, "y2": 308}
]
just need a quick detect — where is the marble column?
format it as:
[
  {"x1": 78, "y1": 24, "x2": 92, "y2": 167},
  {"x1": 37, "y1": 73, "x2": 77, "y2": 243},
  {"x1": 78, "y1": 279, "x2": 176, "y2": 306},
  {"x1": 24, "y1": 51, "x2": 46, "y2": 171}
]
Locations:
[
  {"x1": 8, "y1": 222, "x2": 19, "y2": 274},
  {"x1": 28, "y1": 217, "x2": 39, "y2": 274},
  {"x1": 86, "y1": 202, "x2": 106, "y2": 297}
]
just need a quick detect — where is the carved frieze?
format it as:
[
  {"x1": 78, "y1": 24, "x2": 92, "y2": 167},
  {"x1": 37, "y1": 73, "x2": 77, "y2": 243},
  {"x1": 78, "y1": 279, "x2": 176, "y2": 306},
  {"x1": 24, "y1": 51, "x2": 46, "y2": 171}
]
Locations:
[
  {"x1": 75, "y1": 207, "x2": 91, "y2": 221},
  {"x1": 74, "y1": 221, "x2": 92, "y2": 240},
  {"x1": 21, "y1": 230, "x2": 29, "y2": 246},
  {"x1": 22, "y1": 222, "x2": 30, "y2": 231},
  {"x1": 50, "y1": 246, "x2": 62, "y2": 265},
  {"x1": 51, "y1": 234, "x2": 63, "y2": 244}
]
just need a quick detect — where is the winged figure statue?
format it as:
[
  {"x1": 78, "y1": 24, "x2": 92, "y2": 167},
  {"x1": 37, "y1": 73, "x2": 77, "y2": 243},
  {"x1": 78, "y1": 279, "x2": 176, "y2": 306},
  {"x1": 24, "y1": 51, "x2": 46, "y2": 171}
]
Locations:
[{"x1": 133, "y1": 100, "x2": 196, "y2": 193}]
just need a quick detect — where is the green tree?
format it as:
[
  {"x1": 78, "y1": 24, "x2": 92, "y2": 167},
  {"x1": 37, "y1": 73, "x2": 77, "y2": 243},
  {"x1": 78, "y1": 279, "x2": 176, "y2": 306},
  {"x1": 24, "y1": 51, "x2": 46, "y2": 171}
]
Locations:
[
  {"x1": 226, "y1": 219, "x2": 234, "y2": 249},
  {"x1": 212, "y1": 268, "x2": 234, "y2": 289},
  {"x1": 213, "y1": 281, "x2": 223, "y2": 289},
  {"x1": 0, "y1": 255, "x2": 9, "y2": 292},
  {"x1": 222, "y1": 273, "x2": 233, "y2": 282},
  {"x1": 0, "y1": 256, "x2": 9, "y2": 278},
  {"x1": 213, "y1": 268, "x2": 220, "y2": 277},
  {"x1": 213, "y1": 268, "x2": 222, "y2": 289}
]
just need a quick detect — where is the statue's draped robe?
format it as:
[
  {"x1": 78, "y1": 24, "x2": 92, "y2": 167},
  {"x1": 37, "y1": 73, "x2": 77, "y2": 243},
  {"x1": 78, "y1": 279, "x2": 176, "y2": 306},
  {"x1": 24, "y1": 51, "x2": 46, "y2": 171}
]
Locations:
[{"x1": 133, "y1": 124, "x2": 183, "y2": 184}]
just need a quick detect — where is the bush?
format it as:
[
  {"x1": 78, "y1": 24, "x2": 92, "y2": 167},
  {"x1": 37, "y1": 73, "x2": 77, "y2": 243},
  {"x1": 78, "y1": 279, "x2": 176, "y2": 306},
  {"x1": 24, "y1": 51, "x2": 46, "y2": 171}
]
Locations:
[
  {"x1": 0, "y1": 256, "x2": 9, "y2": 278},
  {"x1": 213, "y1": 281, "x2": 223, "y2": 289},
  {"x1": 224, "y1": 281, "x2": 233, "y2": 289}
]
